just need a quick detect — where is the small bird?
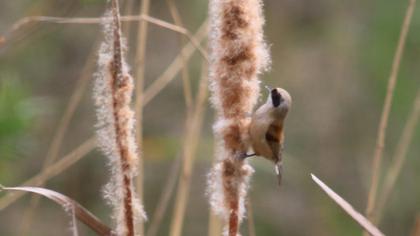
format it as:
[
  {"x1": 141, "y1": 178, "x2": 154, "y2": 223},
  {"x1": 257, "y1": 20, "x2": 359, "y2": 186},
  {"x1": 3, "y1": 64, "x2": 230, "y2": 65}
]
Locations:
[{"x1": 248, "y1": 87, "x2": 292, "y2": 185}]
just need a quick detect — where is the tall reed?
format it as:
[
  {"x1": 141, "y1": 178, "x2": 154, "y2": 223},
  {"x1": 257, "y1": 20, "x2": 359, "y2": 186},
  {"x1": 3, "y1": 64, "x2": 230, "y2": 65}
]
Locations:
[
  {"x1": 207, "y1": 0, "x2": 269, "y2": 235},
  {"x1": 365, "y1": 0, "x2": 416, "y2": 229},
  {"x1": 94, "y1": 0, "x2": 146, "y2": 235}
]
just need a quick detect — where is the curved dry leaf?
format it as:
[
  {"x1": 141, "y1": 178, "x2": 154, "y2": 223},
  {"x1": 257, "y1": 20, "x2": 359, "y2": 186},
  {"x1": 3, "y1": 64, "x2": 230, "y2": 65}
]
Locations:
[
  {"x1": 0, "y1": 185, "x2": 114, "y2": 236},
  {"x1": 311, "y1": 174, "x2": 385, "y2": 236}
]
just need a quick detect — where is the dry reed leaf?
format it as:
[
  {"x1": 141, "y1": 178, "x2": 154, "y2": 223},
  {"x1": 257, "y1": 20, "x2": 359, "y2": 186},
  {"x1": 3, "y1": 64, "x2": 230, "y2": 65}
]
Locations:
[
  {"x1": 311, "y1": 174, "x2": 385, "y2": 236},
  {"x1": 0, "y1": 185, "x2": 113, "y2": 236}
]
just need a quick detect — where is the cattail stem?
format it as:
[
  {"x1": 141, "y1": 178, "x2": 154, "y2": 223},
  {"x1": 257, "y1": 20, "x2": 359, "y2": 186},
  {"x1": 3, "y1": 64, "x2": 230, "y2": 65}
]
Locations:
[{"x1": 207, "y1": 0, "x2": 269, "y2": 235}]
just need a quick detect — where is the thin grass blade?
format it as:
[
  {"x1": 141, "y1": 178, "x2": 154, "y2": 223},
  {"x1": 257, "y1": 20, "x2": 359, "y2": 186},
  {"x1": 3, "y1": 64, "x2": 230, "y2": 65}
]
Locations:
[{"x1": 311, "y1": 174, "x2": 385, "y2": 236}]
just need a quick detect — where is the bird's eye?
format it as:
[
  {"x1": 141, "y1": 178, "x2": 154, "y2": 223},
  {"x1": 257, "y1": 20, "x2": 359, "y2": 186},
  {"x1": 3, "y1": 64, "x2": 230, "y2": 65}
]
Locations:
[{"x1": 271, "y1": 89, "x2": 282, "y2": 107}]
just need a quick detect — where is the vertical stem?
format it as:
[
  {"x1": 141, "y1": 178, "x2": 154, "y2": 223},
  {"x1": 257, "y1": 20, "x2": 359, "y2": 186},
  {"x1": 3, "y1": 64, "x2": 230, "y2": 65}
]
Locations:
[
  {"x1": 208, "y1": 211, "x2": 223, "y2": 236},
  {"x1": 122, "y1": 0, "x2": 135, "y2": 37},
  {"x1": 134, "y1": 0, "x2": 150, "y2": 235},
  {"x1": 166, "y1": 0, "x2": 193, "y2": 110},
  {"x1": 364, "y1": 0, "x2": 416, "y2": 228},
  {"x1": 170, "y1": 59, "x2": 209, "y2": 236},
  {"x1": 375, "y1": 89, "x2": 420, "y2": 223},
  {"x1": 146, "y1": 155, "x2": 182, "y2": 236}
]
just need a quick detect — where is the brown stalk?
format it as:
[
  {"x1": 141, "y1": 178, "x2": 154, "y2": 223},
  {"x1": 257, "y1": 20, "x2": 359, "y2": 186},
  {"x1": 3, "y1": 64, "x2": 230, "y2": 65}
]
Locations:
[
  {"x1": 365, "y1": 0, "x2": 416, "y2": 226},
  {"x1": 375, "y1": 89, "x2": 420, "y2": 223},
  {"x1": 133, "y1": 0, "x2": 150, "y2": 234}
]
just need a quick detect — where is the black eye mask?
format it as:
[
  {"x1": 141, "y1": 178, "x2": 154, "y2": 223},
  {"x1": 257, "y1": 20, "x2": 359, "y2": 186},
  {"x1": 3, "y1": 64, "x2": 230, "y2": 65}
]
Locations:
[{"x1": 271, "y1": 89, "x2": 283, "y2": 107}]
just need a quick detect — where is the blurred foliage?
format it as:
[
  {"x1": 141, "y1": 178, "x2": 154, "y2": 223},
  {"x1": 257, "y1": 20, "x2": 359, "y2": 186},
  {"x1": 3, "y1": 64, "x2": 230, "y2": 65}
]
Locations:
[{"x1": 0, "y1": 77, "x2": 35, "y2": 182}]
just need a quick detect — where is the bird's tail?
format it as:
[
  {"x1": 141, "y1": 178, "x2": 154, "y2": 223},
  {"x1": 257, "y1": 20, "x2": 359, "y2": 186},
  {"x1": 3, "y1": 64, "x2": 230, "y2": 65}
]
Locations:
[{"x1": 274, "y1": 161, "x2": 283, "y2": 186}]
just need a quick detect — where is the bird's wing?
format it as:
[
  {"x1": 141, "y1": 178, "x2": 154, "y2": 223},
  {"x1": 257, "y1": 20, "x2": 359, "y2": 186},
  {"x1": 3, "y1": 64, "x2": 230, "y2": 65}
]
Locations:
[
  {"x1": 265, "y1": 123, "x2": 284, "y2": 162},
  {"x1": 265, "y1": 123, "x2": 284, "y2": 185}
]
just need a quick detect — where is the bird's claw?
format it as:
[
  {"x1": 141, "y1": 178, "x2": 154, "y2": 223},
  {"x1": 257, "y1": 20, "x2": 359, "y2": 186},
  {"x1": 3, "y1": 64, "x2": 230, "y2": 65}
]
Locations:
[{"x1": 239, "y1": 153, "x2": 256, "y2": 159}]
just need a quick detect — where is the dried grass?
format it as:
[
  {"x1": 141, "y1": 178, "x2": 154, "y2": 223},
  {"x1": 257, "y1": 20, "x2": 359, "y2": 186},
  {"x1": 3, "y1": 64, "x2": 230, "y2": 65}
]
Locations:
[
  {"x1": 146, "y1": 155, "x2": 182, "y2": 236},
  {"x1": 312, "y1": 174, "x2": 385, "y2": 236},
  {"x1": 365, "y1": 0, "x2": 416, "y2": 230},
  {"x1": 133, "y1": 0, "x2": 151, "y2": 234},
  {"x1": 1, "y1": 186, "x2": 113, "y2": 236},
  {"x1": 170, "y1": 59, "x2": 209, "y2": 236},
  {"x1": 375, "y1": 89, "x2": 420, "y2": 223}
]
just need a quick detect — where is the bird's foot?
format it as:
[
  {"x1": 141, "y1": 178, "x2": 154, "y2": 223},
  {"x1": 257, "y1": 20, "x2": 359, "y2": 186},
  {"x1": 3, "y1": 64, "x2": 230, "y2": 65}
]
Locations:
[{"x1": 239, "y1": 153, "x2": 256, "y2": 159}]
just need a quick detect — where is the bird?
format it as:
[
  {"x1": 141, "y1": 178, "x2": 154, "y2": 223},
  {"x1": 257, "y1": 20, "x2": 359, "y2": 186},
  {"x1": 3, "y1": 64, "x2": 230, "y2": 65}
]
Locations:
[{"x1": 248, "y1": 87, "x2": 292, "y2": 185}]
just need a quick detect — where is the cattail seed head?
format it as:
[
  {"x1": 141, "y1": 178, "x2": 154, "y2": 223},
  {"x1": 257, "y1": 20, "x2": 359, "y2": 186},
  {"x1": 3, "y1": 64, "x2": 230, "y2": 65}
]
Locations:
[
  {"x1": 93, "y1": 1, "x2": 146, "y2": 235},
  {"x1": 207, "y1": 0, "x2": 270, "y2": 235}
]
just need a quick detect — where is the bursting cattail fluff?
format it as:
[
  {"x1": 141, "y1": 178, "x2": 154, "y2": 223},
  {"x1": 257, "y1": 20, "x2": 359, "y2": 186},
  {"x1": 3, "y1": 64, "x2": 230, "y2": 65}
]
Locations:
[
  {"x1": 93, "y1": 1, "x2": 146, "y2": 235},
  {"x1": 207, "y1": 0, "x2": 270, "y2": 235}
]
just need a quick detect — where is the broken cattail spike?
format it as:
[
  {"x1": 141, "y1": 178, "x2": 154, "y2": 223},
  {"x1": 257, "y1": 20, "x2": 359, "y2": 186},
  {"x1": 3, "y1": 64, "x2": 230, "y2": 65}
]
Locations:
[{"x1": 110, "y1": 0, "x2": 124, "y2": 86}]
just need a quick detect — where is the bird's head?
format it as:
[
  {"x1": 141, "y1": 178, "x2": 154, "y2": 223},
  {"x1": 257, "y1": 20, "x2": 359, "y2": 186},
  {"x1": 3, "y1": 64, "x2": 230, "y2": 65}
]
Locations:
[{"x1": 265, "y1": 87, "x2": 292, "y2": 116}]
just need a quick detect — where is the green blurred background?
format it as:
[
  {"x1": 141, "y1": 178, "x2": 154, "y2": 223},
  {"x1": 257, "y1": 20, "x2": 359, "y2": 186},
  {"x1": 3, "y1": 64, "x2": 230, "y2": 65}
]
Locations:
[{"x1": 0, "y1": 0, "x2": 419, "y2": 235}]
